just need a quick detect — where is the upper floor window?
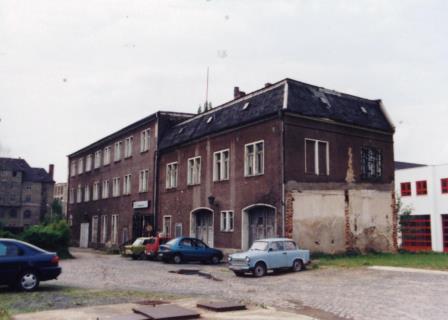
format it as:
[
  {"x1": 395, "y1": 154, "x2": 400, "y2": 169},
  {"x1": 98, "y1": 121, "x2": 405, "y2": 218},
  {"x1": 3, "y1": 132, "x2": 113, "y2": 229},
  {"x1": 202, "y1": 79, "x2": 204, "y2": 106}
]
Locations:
[
  {"x1": 93, "y1": 181, "x2": 100, "y2": 200},
  {"x1": 102, "y1": 180, "x2": 110, "y2": 199},
  {"x1": 361, "y1": 147, "x2": 382, "y2": 180},
  {"x1": 94, "y1": 150, "x2": 102, "y2": 169},
  {"x1": 220, "y1": 211, "x2": 234, "y2": 232},
  {"x1": 166, "y1": 162, "x2": 178, "y2": 189},
  {"x1": 305, "y1": 139, "x2": 329, "y2": 176},
  {"x1": 244, "y1": 141, "x2": 264, "y2": 177},
  {"x1": 70, "y1": 161, "x2": 76, "y2": 177},
  {"x1": 213, "y1": 149, "x2": 229, "y2": 181},
  {"x1": 103, "y1": 146, "x2": 111, "y2": 165},
  {"x1": 163, "y1": 216, "x2": 172, "y2": 237},
  {"x1": 139, "y1": 169, "x2": 149, "y2": 192},
  {"x1": 416, "y1": 180, "x2": 427, "y2": 195},
  {"x1": 441, "y1": 178, "x2": 448, "y2": 194},
  {"x1": 76, "y1": 184, "x2": 82, "y2": 203},
  {"x1": 123, "y1": 174, "x2": 132, "y2": 195},
  {"x1": 114, "y1": 141, "x2": 122, "y2": 162},
  {"x1": 84, "y1": 185, "x2": 90, "y2": 202},
  {"x1": 112, "y1": 177, "x2": 120, "y2": 197},
  {"x1": 69, "y1": 188, "x2": 75, "y2": 204},
  {"x1": 78, "y1": 158, "x2": 84, "y2": 175},
  {"x1": 85, "y1": 154, "x2": 92, "y2": 172},
  {"x1": 401, "y1": 182, "x2": 411, "y2": 196},
  {"x1": 187, "y1": 157, "x2": 201, "y2": 185},
  {"x1": 140, "y1": 129, "x2": 151, "y2": 152},
  {"x1": 124, "y1": 136, "x2": 133, "y2": 158}
]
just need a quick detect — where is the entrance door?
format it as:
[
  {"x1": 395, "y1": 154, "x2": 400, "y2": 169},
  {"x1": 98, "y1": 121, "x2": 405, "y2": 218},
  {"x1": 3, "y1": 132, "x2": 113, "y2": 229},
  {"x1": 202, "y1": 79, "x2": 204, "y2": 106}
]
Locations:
[
  {"x1": 248, "y1": 206, "x2": 275, "y2": 247},
  {"x1": 80, "y1": 223, "x2": 89, "y2": 248},
  {"x1": 133, "y1": 214, "x2": 153, "y2": 240},
  {"x1": 443, "y1": 215, "x2": 448, "y2": 253},
  {"x1": 195, "y1": 211, "x2": 213, "y2": 247},
  {"x1": 400, "y1": 214, "x2": 432, "y2": 251}
]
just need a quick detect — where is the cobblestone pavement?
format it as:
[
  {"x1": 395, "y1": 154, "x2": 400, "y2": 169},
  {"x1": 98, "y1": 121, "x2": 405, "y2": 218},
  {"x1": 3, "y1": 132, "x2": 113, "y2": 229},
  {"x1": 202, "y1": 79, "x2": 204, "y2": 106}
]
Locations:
[{"x1": 52, "y1": 249, "x2": 448, "y2": 320}]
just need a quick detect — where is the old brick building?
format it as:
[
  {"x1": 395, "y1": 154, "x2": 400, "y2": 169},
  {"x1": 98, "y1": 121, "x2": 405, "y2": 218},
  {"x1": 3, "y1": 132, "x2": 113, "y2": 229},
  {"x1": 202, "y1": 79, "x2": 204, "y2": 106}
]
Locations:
[
  {"x1": 69, "y1": 78, "x2": 396, "y2": 253},
  {"x1": 0, "y1": 158, "x2": 54, "y2": 230}
]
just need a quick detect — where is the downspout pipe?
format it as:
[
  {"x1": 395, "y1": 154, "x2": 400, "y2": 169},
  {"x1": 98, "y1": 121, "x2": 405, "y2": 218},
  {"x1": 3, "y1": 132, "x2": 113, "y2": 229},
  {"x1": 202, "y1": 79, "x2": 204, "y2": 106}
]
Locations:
[{"x1": 152, "y1": 112, "x2": 160, "y2": 236}]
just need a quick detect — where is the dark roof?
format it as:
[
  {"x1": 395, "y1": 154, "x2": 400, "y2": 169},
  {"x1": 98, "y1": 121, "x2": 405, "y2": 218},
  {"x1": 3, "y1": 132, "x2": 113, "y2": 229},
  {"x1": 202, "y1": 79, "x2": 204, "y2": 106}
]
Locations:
[
  {"x1": 395, "y1": 161, "x2": 427, "y2": 170},
  {"x1": 0, "y1": 157, "x2": 54, "y2": 183},
  {"x1": 159, "y1": 78, "x2": 394, "y2": 150}
]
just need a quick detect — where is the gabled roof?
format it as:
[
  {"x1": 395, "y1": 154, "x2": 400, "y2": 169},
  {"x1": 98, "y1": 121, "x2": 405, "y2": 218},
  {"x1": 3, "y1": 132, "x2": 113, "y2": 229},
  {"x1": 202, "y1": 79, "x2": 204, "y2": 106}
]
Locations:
[
  {"x1": 395, "y1": 161, "x2": 427, "y2": 170},
  {"x1": 159, "y1": 78, "x2": 394, "y2": 150},
  {"x1": 0, "y1": 157, "x2": 54, "y2": 183}
]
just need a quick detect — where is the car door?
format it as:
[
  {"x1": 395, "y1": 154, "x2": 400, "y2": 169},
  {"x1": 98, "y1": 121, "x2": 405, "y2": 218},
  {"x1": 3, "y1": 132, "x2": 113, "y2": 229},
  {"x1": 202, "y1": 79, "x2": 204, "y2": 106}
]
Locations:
[
  {"x1": 178, "y1": 238, "x2": 195, "y2": 260},
  {"x1": 284, "y1": 240, "x2": 298, "y2": 267},
  {"x1": 267, "y1": 241, "x2": 285, "y2": 269},
  {"x1": 192, "y1": 239, "x2": 209, "y2": 261},
  {"x1": 0, "y1": 241, "x2": 24, "y2": 284}
]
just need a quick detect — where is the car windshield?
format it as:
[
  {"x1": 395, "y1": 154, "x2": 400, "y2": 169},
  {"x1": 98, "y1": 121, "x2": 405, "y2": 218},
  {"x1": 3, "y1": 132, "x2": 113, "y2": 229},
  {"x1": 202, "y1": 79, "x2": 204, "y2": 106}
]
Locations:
[
  {"x1": 249, "y1": 241, "x2": 268, "y2": 251},
  {"x1": 166, "y1": 238, "x2": 178, "y2": 246},
  {"x1": 132, "y1": 238, "x2": 144, "y2": 246}
]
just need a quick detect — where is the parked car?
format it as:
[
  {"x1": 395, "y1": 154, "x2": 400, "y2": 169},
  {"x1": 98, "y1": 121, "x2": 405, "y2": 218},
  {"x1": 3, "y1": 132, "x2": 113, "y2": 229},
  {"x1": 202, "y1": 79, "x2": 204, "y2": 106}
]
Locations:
[
  {"x1": 144, "y1": 235, "x2": 171, "y2": 260},
  {"x1": 228, "y1": 238, "x2": 310, "y2": 277},
  {"x1": 0, "y1": 238, "x2": 62, "y2": 291},
  {"x1": 158, "y1": 237, "x2": 223, "y2": 264},
  {"x1": 122, "y1": 237, "x2": 152, "y2": 260}
]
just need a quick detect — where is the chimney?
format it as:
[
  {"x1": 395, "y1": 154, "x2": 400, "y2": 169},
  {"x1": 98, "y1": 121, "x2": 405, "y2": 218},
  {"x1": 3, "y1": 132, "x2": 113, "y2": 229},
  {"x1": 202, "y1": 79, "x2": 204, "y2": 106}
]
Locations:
[
  {"x1": 264, "y1": 82, "x2": 272, "y2": 88},
  {"x1": 48, "y1": 164, "x2": 54, "y2": 180},
  {"x1": 233, "y1": 86, "x2": 246, "y2": 99}
]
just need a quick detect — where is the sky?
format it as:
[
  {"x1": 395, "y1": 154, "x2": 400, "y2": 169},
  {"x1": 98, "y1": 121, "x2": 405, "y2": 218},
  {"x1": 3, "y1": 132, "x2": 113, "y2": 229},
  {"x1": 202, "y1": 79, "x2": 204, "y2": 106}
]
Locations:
[{"x1": 0, "y1": 0, "x2": 447, "y2": 182}]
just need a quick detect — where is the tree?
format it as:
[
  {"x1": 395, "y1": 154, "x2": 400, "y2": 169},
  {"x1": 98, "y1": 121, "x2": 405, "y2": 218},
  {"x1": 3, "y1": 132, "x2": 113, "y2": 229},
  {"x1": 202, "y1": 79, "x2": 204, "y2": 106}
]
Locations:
[{"x1": 50, "y1": 199, "x2": 63, "y2": 221}]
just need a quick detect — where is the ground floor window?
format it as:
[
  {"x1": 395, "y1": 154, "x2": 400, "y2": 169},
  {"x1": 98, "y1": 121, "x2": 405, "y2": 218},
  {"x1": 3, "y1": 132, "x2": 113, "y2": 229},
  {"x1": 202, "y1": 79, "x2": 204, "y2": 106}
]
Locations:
[
  {"x1": 163, "y1": 216, "x2": 172, "y2": 237},
  {"x1": 100, "y1": 215, "x2": 108, "y2": 244},
  {"x1": 111, "y1": 215, "x2": 118, "y2": 245},
  {"x1": 400, "y1": 214, "x2": 431, "y2": 251},
  {"x1": 175, "y1": 223, "x2": 182, "y2": 237},
  {"x1": 220, "y1": 211, "x2": 234, "y2": 232},
  {"x1": 91, "y1": 216, "x2": 98, "y2": 243}
]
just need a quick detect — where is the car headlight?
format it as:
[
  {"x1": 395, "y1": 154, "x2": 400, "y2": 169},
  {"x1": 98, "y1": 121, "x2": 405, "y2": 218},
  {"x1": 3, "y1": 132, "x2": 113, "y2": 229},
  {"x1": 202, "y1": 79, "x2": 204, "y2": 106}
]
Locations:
[
  {"x1": 245, "y1": 256, "x2": 250, "y2": 263},
  {"x1": 228, "y1": 256, "x2": 232, "y2": 262}
]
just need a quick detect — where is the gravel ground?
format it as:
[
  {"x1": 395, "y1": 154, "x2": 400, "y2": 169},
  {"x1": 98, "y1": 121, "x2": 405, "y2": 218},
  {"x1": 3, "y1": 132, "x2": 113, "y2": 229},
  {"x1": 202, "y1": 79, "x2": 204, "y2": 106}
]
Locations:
[{"x1": 52, "y1": 248, "x2": 448, "y2": 320}]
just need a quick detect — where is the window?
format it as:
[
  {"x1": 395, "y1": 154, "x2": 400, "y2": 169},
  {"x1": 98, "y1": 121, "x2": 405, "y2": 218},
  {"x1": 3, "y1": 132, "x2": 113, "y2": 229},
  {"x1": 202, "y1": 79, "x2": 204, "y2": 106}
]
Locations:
[
  {"x1": 69, "y1": 188, "x2": 75, "y2": 204},
  {"x1": 0, "y1": 242, "x2": 22, "y2": 257},
  {"x1": 23, "y1": 210, "x2": 32, "y2": 219},
  {"x1": 213, "y1": 149, "x2": 229, "y2": 181},
  {"x1": 101, "y1": 215, "x2": 107, "y2": 244},
  {"x1": 85, "y1": 154, "x2": 92, "y2": 172},
  {"x1": 123, "y1": 174, "x2": 132, "y2": 195},
  {"x1": 112, "y1": 177, "x2": 120, "y2": 197},
  {"x1": 442, "y1": 178, "x2": 448, "y2": 194},
  {"x1": 284, "y1": 241, "x2": 297, "y2": 250},
  {"x1": 103, "y1": 146, "x2": 111, "y2": 165},
  {"x1": 140, "y1": 129, "x2": 151, "y2": 152},
  {"x1": 84, "y1": 185, "x2": 90, "y2": 202},
  {"x1": 139, "y1": 170, "x2": 149, "y2": 192},
  {"x1": 244, "y1": 141, "x2": 264, "y2": 176},
  {"x1": 114, "y1": 141, "x2": 122, "y2": 162},
  {"x1": 111, "y1": 215, "x2": 118, "y2": 244},
  {"x1": 401, "y1": 182, "x2": 411, "y2": 196},
  {"x1": 9, "y1": 209, "x2": 17, "y2": 218},
  {"x1": 361, "y1": 147, "x2": 382, "y2": 180},
  {"x1": 78, "y1": 158, "x2": 84, "y2": 174},
  {"x1": 166, "y1": 162, "x2": 178, "y2": 189},
  {"x1": 163, "y1": 216, "x2": 172, "y2": 237},
  {"x1": 305, "y1": 139, "x2": 329, "y2": 176},
  {"x1": 70, "y1": 161, "x2": 76, "y2": 177},
  {"x1": 124, "y1": 136, "x2": 133, "y2": 158},
  {"x1": 92, "y1": 216, "x2": 98, "y2": 243},
  {"x1": 416, "y1": 180, "x2": 427, "y2": 196},
  {"x1": 94, "y1": 150, "x2": 102, "y2": 168},
  {"x1": 76, "y1": 184, "x2": 82, "y2": 203},
  {"x1": 175, "y1": 223, "x2": 182, "y2": 237},
  {"x1": 93, "y1": 181, "x2": 100, "y2": 200},
  {"x1": 187, "y1": 157, "x2": 201, "y2": 185},
  {"x1": 220, "y1": 211, "x2": 234, "y2": 232},
  {"x1": 102, "y1": 180, "x2": 110, "y2": 199}
]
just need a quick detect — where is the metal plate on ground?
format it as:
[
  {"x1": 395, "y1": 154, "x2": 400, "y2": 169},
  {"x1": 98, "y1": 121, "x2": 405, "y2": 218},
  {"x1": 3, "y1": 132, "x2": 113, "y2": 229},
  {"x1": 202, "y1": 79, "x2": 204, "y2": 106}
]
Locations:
[
  {"x1": 133, "y1": 304, "x2": 200, "y2": 320},
  {"x1": 109, "y1": 314, "x2": 150, "y2": 320},
  {"x1": 196, "y1": 301, "x2": 247, "y2": 312}
]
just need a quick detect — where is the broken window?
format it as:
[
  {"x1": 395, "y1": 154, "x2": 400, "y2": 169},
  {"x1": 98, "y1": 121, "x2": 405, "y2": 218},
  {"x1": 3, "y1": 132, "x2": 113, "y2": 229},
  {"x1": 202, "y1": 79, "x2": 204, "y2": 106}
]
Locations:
[
  {"x1": 361, "y1": 147, "x2": 382, "y2": 180},
  {"x1": 305, "y1": 139, "x2": 329, "y2": 175}
]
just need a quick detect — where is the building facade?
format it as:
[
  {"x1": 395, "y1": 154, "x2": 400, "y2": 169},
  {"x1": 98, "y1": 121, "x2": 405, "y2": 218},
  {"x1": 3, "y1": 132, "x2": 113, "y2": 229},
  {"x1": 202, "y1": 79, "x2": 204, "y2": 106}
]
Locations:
[
  {"x1": 395, "y1": 162, "x2": 448, "y2": 252},
  {"x1": 54, "y1": 182, "x2": 68, "y2": 217},
  {"x1": 0, "y1": 158, "x2": 54, "y2": 230}
]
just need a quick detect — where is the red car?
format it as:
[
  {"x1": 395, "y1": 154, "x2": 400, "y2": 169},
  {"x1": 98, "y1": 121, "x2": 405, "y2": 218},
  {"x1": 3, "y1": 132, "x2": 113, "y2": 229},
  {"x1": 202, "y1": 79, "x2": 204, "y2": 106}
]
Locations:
[{"x1": 144, "y1": 235, "x2": 171, "y2": 260}]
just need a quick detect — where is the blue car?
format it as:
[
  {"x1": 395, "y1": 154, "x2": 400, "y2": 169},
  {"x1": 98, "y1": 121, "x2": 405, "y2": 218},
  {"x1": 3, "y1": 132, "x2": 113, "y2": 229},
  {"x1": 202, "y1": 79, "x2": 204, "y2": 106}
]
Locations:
[
  {"x1": 158, "y1": 237, "x2": 223, "y2": 264},
  {"x1": 228, "y1": 238, "x2": 310, "y2": 277},
  {"x1": 0, "y1": 238, "x2": 62, "y2": 291}
]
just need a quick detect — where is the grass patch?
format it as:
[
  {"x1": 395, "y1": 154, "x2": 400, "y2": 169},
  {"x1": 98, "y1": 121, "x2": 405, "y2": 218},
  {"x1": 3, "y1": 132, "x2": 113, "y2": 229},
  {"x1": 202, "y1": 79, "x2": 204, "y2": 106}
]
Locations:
[
  {"x1": 314, "y1": 251, "x2": 448, "y2": 270},
  {"x1": 0, "y1": 285, "x2": 179, "y2": 316}
]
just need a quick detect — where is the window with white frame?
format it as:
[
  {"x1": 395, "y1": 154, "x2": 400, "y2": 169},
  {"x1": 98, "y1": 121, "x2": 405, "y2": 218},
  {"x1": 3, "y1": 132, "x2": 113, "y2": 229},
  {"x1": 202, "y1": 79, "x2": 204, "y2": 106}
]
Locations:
[
  {"x1": 85, "y1": 154, "x2": 92, "y2": 172},
  {"x1": 174, "y1": 223, "x2": 182, "y2": 237},
  {"x1": 220, "y1": 211, "x2": 234, "y2": 232},
  {"x1": 187, "y1": 157, "x2": 201, "y2": 185},
  {"x1": 124, "y1": 136, "x2": 133, "y2": 158},
  {"x1": 166, "y1": 162, "x2": 178, "y2": 189},
  {"x1": 78, "y1": 158, "x2": 84, "y2": 174},
  {"x1": 114, "y1": 141, "x2": 122, "y2": 162},
  {"x1": 139, "y1": 169, "x2": 149, "y2": 192},
  {"x1": 213, "y1": 149, "x2": 229, "y2": 181},
  {"x1": 70, "y1": 161, "x2": 76, "y2": 177},
  {"x1": 123, "y1": 174, "x2": 132, "y2": 195},
  {"x1": 69, "y1": 188, "x2": 75, "y2": 204},
  {"x1": 84, "y1": 185, "x2": 90, "y2": 202},
  {"x1": 103, "y1": 146, "x2": 111, "y2": 165},
  {"x1": 112, "y1": 177, "x2": 120, "y2": 197},
  {"x1": 305, "y1": 139, "x2": 329, "y2": 176},
  {"x1": 76, "y1": 184, "x2": 82, "y2": 203},
  {"x1": 102, "y1": 180, "x2": 110, "y2": 199},
  {"x1": 163, "y1": 216, "x2": 172, "y2": 237},
  {"x1": 101, "y1": 215, "x2": 107, "y2": 244},
  {"x1": 140, "y1": 129, "x2": 151, "y2": 152},
  {"x1": 93, "y1": 181, "x2": 100, "y2": 200},
  {"x1": 111, "y1": 214, "x2": 118, "y2": 244},
  {"x1": 91, "y1": 216, "x2": 98, "y2": 243},
  {"x1": 244, "y1": 141, "x2": 264, "y2": 176},
  {"x1": 94, "y1": 150, "x2": 102, "y2": 168}
]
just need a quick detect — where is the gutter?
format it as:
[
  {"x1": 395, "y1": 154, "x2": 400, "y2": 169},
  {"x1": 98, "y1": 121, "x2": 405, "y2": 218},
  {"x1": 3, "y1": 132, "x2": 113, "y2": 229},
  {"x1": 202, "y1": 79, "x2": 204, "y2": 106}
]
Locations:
[{"x1": 152, "y1": 113, "x2": 160, "y2": 235}]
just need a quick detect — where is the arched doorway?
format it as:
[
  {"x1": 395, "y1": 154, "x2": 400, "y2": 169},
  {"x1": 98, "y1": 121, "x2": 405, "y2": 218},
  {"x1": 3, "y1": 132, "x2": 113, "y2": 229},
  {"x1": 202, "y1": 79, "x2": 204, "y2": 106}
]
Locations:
[
  {"x1": 190, "y1": 208, "x2": 214, "y2": 247},
  {"x1": 242, "y1": 204, "x2": 276, "y2": 250}
]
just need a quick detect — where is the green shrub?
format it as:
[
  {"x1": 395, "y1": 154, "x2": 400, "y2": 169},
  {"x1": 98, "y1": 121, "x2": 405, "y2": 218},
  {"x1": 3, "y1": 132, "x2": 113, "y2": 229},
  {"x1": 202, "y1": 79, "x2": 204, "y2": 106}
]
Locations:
[{"x1": 0, "y1": 229, "x2": 17, "y2": 239}]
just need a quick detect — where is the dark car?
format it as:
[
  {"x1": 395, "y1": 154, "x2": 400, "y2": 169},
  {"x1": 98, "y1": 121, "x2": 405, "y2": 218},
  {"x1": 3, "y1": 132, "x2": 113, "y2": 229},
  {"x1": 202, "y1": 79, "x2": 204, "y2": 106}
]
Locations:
[
  {"x1": 0, "y1": 238, "x2": 62, "y2": 291},
  {"x1": 158, "y1": 237, "x2": 223, "y2": 264}
]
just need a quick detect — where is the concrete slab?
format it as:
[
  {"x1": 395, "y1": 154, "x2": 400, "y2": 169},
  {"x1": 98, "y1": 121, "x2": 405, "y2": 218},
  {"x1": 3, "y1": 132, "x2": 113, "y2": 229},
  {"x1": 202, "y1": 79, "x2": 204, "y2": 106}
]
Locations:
[
  {"x1": 132, "y1": 304, "x2": 200, "y2": 320},
  {"x1": 196, "y1": 301, "x2": 246, "y2": 312},
  {"x1": 368, "y1": 266, "x2": 448, "y2": 276}
]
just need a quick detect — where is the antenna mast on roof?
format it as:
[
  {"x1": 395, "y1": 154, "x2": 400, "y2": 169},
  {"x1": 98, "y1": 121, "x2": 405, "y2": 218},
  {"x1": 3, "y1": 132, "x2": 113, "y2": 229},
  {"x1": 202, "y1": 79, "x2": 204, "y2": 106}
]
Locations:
[{"x1": 205, "y1": 66, "x2": 209, "y2": 106}]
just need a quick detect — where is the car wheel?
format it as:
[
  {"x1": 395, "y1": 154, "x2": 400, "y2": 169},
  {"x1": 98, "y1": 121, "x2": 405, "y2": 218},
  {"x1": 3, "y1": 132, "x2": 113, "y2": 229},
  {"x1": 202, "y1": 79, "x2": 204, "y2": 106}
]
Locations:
[
  {"x1": 173, "y1": 254, "x2": 182, "y2": 264},
  {"x1": 210, "y1": 255, "x2": 220, "y2": 265},
  {"x1": 233, "y1": 271, "x2": 244, "y2": 277},
  {"x1": 253, "y1": 262, "x2": 266, "y2": 277},
  {"x1": 292, "y1": 259, "x2": 304, "y2": 272},
  {"x1": 139, "y1": 252, "x2": 146, "y2": 260},
  {"x1": 18, "y1": 270, "x2": 39, "y2": 291}
]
